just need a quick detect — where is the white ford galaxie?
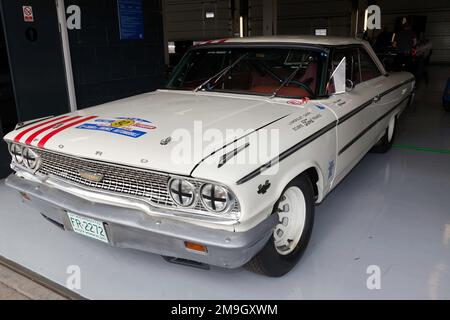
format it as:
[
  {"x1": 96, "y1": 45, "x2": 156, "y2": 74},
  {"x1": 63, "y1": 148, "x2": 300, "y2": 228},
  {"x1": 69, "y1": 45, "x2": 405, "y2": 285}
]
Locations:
[{"x1": 3, "y1": 36, "x2": 415, "y2": 276}]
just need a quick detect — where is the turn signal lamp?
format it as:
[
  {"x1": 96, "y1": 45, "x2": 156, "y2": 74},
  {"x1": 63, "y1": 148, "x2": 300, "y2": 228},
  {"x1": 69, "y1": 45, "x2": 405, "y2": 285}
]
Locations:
[{"x1": 184, "y1": 241, "x2": 207, "y2": 253}]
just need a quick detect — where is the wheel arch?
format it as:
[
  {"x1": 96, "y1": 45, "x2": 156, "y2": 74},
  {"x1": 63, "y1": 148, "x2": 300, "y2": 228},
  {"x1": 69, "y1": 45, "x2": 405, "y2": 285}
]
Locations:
[
  {"x1": 271, "y1": 162, "x2": 325, "y2": 209},
  {"x1": 303, "y1": 167, "x2": 320, "y2": 201}
]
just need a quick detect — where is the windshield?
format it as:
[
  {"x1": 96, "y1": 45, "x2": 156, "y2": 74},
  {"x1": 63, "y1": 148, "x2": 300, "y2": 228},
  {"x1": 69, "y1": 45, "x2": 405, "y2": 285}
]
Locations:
[{"x1": 166, "y1": 47, "x2": 326, "y2": 98}]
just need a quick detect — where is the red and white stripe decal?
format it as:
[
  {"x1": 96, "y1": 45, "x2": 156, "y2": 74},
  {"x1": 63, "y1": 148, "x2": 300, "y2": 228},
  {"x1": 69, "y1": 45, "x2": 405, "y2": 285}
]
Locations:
[
  {"x1": 199, "y1": 38, "x2": 228, "y2": 45},
  {"x1": 37, "y1": 116, "x2": 97, "y2": 148},
  {"x1": 13, "y1": 115, "x2": 69, "y2": 142},
  {"x1": 24, "y1": 115, "x2": 83, "y2": 145}
]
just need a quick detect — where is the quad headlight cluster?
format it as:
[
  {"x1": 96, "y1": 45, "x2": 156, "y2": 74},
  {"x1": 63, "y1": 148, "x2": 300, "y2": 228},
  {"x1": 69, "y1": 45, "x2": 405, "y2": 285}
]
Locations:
[
  {"x1": 168, "y1": 178, "x2": 236, "y2": 216},
  {"x1": 8, "y1": 143, "x2": 41, "y2": 171}
]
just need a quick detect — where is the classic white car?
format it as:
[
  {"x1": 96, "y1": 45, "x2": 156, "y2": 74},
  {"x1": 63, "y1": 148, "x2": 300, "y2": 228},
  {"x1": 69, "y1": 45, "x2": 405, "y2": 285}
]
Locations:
[{"x1": 3, "y1": 36, "x2": 415, "y2": 277}]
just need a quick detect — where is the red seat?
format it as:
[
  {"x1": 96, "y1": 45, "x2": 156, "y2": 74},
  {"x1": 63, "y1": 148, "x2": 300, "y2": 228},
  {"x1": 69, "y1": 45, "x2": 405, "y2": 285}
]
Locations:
[
  {"x1": 249, "y1": 61, "x2": 317, "y2": 97},
  {"x1": 297, "y1": 62, "x2": 317, "y2": 92}
]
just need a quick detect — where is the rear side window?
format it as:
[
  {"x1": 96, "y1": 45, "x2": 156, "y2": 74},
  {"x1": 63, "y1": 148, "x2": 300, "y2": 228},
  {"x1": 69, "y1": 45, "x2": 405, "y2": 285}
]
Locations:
[{"x1": 358, "y1": 48, "x2": 381, "y2": 82}]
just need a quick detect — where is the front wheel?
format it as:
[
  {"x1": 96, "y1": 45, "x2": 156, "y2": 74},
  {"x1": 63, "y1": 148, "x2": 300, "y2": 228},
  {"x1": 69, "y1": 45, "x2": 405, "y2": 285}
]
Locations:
[{"x1": 244, "y1": 175, "x2": 315, "y2": 277}]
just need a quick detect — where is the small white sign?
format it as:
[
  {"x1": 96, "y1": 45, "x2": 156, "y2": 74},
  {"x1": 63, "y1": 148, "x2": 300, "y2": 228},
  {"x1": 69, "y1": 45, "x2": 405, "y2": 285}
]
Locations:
[
  {"x1": 22, "y1": 6, "x2": 34, "y2": 22},
  {"x1": 205, "y1": 12, "x2": 215, "y2": 19},
  {"x1": 315, "y1": 28, "x2": 327, "y2": 36}
]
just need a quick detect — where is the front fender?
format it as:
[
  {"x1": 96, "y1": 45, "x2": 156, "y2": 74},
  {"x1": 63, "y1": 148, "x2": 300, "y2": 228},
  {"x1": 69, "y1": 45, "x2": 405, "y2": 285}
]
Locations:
[{"x1": 191, "y1": 116, "x2": 337, "y2": 232}]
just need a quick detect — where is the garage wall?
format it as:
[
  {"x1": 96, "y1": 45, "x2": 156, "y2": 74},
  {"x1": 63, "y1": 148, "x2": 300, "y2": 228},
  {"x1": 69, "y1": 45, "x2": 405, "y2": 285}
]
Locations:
[
  {"x1": 166, "y1": 0, "x2": 232, "y2": 41},
  {"x1": 377, "y1": 0, "x2": 450, "y2": 63},
  {"x1": 277, "y1": 0, "x2": 352, "y2": 36},
  {"x1": 249, "y1": 0, "x2": 263, "y2": 36},
  {"x1": 164, "y1": 0, "x2": 450, "y2": 64},
  {"x1": 66, "y1": 0, "x2": 165, "y2": 108}
]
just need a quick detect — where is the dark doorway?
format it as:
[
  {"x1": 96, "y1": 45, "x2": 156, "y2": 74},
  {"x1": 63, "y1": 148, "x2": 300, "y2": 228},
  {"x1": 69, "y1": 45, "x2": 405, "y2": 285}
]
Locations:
[
  {"x1": 0, "y1": 10, "x2": 16, "y2": 178},
  {"x1": 0, "y1": 0, "x2": 70, "y2": 122}
]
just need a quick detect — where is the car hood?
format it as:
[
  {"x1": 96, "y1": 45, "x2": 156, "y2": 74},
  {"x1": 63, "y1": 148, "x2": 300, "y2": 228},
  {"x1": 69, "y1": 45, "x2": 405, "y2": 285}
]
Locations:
[{"x1": 5, "y1": 90, "x2": 295, "y2": 175}]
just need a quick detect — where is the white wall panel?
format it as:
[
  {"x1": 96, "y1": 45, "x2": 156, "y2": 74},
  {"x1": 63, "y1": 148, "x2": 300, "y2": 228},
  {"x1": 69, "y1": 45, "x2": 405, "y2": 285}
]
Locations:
[{"x1": 249, "y1": 0, "x2": 264, "y2": 36}]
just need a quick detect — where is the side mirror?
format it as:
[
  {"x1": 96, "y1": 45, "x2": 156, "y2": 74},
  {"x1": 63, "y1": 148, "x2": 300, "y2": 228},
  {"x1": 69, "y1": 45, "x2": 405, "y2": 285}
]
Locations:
[
  {"x1": 346, "y1": 79, "x2": 355, "y2": 92},
  {"x1": 327, "y1": 57, "x2": 346, "y2": 95}
]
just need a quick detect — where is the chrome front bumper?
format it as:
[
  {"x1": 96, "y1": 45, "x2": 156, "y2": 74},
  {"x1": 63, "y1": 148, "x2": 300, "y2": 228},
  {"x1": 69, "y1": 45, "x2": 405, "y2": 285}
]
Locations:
[{"x1": 5, "y1": 174, "x2": 277, "y2": 269}]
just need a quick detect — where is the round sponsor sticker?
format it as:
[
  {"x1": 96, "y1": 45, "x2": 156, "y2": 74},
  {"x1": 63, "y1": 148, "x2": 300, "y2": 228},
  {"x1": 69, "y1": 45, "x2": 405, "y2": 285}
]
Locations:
[
  {"x1": 287, "y1": 97, "x2": 310, "y2": 105},
  {"x1": 111, "y1": 119, "x2": 135, "y2": 127},
  {"x1": 287, "y1": 100, "x2": 303, "y2": 105}
]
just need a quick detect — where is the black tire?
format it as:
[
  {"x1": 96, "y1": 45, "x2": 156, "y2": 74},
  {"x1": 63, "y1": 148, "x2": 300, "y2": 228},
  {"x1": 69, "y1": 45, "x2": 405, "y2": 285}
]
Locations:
[
  {"x1": 371, "y1": 116, "x2": 396, "y2": 153},
  {"x1": 244, "y1": 175, "x2": 315, "y2": 277}
]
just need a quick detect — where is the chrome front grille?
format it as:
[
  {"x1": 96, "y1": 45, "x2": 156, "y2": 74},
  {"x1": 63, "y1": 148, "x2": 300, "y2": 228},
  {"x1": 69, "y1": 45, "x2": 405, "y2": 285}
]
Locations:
[
  {"x1": 33, "y1": 149, "x2": 239, "y2": 214},
  {"x1": 36, "y1": 149, "x2": 176, "y2": 207}
]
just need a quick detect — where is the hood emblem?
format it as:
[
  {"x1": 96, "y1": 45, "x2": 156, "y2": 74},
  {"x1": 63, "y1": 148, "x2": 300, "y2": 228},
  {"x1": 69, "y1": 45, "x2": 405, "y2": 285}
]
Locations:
[
  {"x1": 160, "y1": 137, "x2": 172, "y2": 145},
  {"x1": 79, "y1": 169, "x2": 104, "y2": 182}
]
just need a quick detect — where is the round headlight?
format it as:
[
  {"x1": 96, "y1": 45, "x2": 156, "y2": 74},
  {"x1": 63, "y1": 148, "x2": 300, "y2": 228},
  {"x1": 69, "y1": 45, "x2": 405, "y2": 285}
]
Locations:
[
  {"x1": 9, "y1": 144, "x2": 23, "y2": 164},
  {"x1": 168, "y1": 178, "x2": 196, "y2": 207},
  {"x1": 200, "y1": 183, "x2": 233, "y2": 213},
  {"x1": 22, "y1": 147, "x2": 40, "y2": 170}
]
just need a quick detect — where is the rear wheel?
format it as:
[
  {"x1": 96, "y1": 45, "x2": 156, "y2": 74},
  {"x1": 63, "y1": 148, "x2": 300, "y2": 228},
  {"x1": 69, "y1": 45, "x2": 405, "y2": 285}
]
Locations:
[
  {"x1": 244, "y1": 175, "x2": 315, "y2": 277},
  {"x1": 371, "y1": 116, "x2": 396, "y2": 153}
]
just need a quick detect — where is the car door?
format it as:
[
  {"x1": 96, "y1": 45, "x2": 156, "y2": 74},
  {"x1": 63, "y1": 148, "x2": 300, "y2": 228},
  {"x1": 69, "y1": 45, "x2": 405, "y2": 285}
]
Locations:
[
  {"x1": 327, "y1": 46, "x2": 376, "y2": 181},
  {"x1": 358, "y1": 46, "x2": 407, "y2": 145}
]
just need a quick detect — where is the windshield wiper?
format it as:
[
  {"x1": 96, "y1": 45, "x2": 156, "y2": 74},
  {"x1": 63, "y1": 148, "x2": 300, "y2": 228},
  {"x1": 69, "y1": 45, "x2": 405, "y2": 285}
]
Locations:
[
  {"x1": 270, "y1": 64, "x2": 303, "y2": 98},
  {"x1": 194, "y1": 53, "x2": 249, "y2": 92}
]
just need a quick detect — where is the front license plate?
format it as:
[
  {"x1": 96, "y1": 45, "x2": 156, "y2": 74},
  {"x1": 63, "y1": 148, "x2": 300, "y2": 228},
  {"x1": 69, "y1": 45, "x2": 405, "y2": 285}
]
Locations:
[{"x1": 67, "y1": 212, "x2": 109, "y2": 243}]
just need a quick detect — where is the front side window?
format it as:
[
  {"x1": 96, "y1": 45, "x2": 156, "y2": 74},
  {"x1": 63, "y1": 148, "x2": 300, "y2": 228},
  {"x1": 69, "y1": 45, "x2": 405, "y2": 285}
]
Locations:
[
  {"x1": 358, "y1": 48, "x2": 382, "y2": 82},
  {"x1": 166, "y1": 47, "x2": 327, "y2": 99}
]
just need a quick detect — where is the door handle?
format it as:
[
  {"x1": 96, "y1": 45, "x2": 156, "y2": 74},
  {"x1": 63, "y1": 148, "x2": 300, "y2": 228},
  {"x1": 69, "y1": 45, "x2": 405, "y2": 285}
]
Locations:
[{"x1": 372, "y1": 95, "x2": 381, "y2": 103}]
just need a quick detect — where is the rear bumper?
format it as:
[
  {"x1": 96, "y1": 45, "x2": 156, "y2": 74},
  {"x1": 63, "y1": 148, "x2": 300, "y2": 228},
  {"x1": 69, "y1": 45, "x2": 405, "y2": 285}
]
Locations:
[{"x1": 5, "y1": 174, "x2": 277, "y2": 268}]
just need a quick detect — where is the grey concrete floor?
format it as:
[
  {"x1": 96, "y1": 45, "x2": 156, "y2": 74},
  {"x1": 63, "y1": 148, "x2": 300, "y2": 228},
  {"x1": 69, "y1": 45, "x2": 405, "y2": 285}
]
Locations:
[
  {"x1": 0, "y1": 66, "x2": 449, "y2": 299},
  {"x1": 0, "y1": 263, "x2": 66, "y2": 300}
]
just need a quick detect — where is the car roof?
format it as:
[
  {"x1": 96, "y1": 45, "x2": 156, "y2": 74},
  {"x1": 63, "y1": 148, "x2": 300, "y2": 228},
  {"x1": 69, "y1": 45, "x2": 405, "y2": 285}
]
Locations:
[
  {"x1": 196, "y1": 35, "x2": 387, "y2": 76},
  {"x1": 205, "y1": 35, "x2": 368, "y2": 47}
]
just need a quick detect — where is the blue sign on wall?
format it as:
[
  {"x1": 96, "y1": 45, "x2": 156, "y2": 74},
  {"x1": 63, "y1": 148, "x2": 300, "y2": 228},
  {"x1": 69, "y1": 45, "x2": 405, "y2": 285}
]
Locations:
[{"x1": 117, "y1": 0, "x2": 144, "y2": 40}]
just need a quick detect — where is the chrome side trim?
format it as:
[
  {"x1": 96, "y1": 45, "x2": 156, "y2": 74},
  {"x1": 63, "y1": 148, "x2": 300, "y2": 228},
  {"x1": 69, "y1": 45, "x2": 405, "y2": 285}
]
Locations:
[{"x1": 218, "y1": 142, "x2": 250, "y2": 168}]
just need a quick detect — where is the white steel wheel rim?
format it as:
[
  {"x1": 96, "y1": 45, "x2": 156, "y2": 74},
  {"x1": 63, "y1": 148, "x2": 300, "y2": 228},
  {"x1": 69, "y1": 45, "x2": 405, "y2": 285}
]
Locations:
[
  {"x1": 273, "y1": 186, "x2": 307, "y2": 255},
  {"x1": 387, "y1": 117, "x2": 395, "y2": 142}
]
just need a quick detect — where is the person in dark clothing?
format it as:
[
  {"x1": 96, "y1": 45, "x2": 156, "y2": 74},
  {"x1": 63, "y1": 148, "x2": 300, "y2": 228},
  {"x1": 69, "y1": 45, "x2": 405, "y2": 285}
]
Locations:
[
  {"x1": 374, "y1": 27, "x2": 393, "y2": 51},
  {"x1": 393, "y1": 22, "x2": 417, "y2": 71},
  {"x1": 396, "y1": 23, "x2": 415, "y2": 53}
]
